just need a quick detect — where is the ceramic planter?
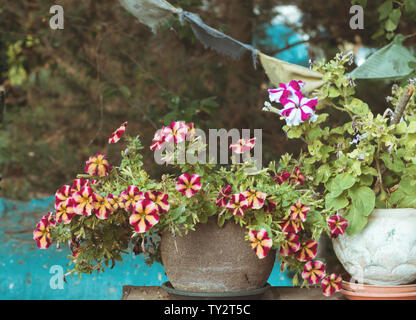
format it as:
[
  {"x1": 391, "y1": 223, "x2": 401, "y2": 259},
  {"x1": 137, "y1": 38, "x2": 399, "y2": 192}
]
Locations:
[
  {"x1": 332, "y1": 208, "x2": 416, "y2": 285},
  {"x1": 160, "y1": 216, "x2": 276, "y2": 292}
]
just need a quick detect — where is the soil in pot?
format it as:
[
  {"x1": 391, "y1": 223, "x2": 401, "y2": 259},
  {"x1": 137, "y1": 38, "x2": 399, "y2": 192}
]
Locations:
[{"x1": 160, "y1": 216, "x2": 276, "y2": 293}]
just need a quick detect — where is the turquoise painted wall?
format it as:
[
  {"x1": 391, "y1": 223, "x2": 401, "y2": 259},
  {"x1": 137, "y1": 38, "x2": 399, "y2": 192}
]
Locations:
[{"x1": 0, "y1": 196, "x2": 293, "y2": 300}]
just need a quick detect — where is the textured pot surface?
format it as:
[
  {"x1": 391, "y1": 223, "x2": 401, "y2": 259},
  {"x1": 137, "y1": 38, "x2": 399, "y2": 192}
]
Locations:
[
  {"x1": 160, "y1": 217, "x2": 276, "y2": 292},
  {"x1": 332, "y1": 208, "x2": 416, "y2": 285}
]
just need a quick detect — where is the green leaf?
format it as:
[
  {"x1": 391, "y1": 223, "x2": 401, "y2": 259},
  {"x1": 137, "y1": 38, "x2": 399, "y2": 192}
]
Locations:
[
  {"x1": 345, "y1": 98, "x2": 370, "y2": 116},
  {"x1": 315, "y1": 164, "x2": 331, "y2": 185},
  {"x1": 378, "y1": 0, "x2": 393, "y2": 20},
  {"x1": 327, "y1": 173, "x2": 356, "y2": 197},
  {"x1": 380, "y1": 152, "x2": 405, "y2": 173},
  {"x1": 345, "y1": 185, "x2": 375, "y2": 235},
  {"x1": 325, "y1": 192, "x2": 349, "y2": 211},
  {"x1": 404, "y1": 0, "x2": 416, "y2": 18},
  {"x1": 328, "y1": 86, "x2": 340, "y2": 98}
]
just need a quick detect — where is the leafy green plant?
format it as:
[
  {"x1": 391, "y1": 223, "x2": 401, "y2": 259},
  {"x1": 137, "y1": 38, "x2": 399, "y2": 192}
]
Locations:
[{"x1": 264, "y1": 53, "x2": 416, "y2": 235}]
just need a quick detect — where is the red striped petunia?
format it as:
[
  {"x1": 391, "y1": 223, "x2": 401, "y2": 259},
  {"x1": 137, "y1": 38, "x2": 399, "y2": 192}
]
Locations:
[
  {"x1": 144, "y1": 191, "x2": 170, "y2": 214},
  {"x1": 161, "y1": 121, "x2": 188, "y2": 144},
  {"x1": 289, "y1": 168, "x2": 306, "y2": 185},
  {"x1": 72, "y1": 186, "x2": 96, "y2": 216},
  {"x1": 33, "y1": 215, "x2": 53, "y2": 249},
  {"x1": 296, "y1": 240, "x2": 318, "y2": 262},
  {"x1": 94, "y1": 194, "x2": 113, "y2": 220},
  {"x1": 321, "y1": 273, "x2": 343, "y2": 297},
  {"x1": 229, "y1": 138, "x2": 256, "y2": 154},
  {"x1": 129, "y1": 199, "x2": 159, "y2": 233},
  {"x1": 215, "y1": 185, "x2": 232, "y2": 207},
  {"x1": 302, "y1": 260, "x2": 326, "y2": 285},
  {"x1": 327, "y1": 215, "x2": 349, "y2": 238},
  {"x1": 279, "y1": 217, "x2": 302, "y2": 234},
  {"x1": 121, "y1": 186, "x2": 144, "y2": 213},
  {"x1": 248, "y1": 229, "x2": 273, "y2": 259},
  {"x1": 242, "y1": 189, "x2": 267, "y2": 209},
  {"x1": 226, "y1": 193, "x2": 249, "y2": 216},
  {"x1": 107, "y1": 193, "x2": 124, "y2": 211},
  {"x1": 55, "y1": 185, "x2": 72, "y2": 210},
  {"x1": 175, "y1": 173, "x2": 202, "y2": 198},
  {"x1": 55, "y1": 199, "x2": 76, "y2": 224},
  {"x1": 279, "y1": 233, "x2": 301, "y2": 256},
  {"x1": 290, "y1": 201, "x2": 309, "y2": 222},
  {"x1": 108, "y1": 122, "x2": 128, "y2": 144},
  {"x1": 273, "y1": 171, "x2": 290, "y2": 184},
  {"x1": 84, "y1": 152, "x2": 112, "y2": 177}
]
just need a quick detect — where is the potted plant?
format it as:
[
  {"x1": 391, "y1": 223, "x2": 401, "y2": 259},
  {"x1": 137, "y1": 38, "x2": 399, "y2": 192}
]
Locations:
[
  {"x1": 33, "y1": 120, "x2": 345, "y2": 297},
  {"x1": 263, "y1": 52, "x2": 416, "y2": 294}
]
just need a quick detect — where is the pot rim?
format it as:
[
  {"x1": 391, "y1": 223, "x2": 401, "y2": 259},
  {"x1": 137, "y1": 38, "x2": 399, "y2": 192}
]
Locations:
[{"x1": 371, "y1": 208, "x2": 416, "y2": 217}]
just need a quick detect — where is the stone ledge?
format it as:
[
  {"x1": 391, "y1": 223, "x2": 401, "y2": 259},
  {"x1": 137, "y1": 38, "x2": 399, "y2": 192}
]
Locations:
[{"x1": 121, "y1": 286, "x2": 345, "y2": 300}]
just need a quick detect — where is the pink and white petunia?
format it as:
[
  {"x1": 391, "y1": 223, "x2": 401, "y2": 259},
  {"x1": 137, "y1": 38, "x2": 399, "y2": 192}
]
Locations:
[
  {"x1": 144, "y1": 191, "x2": 170, "y2": 214},
  {"x1": 215, "y1": 185, "x2": 232, "y2": 207},
  {"x1": 107, "y1": 194, "x2": 124, "y2": 211},
  {"x1": 229, "y1": 138, "x2": 256, "y2": 154},
  {"x1": 289, "y1": 168, "x2": 306, "y2": 185},
  {"x1": 290, "y1": 201, "x2": 309, "y2": 222},
  {"x1": 185, "y1": 122, "x2": 196, "y2": 141},
  {"x1": 55, "y1": 200, "x2": 76, "y2": 224},
  {"x1": 242, "y1": 189, "x2": 267, "y2": 209},
  {"x1": 84, "y1": 152, "x2": 112, "y2": 177},
  {"x1": 248, "y1": 229, "x2": 273, "y2": 259},
  {"x1": 327, "y1": 215, "x2": 349, "y2": 238},
  {"x1": 279, "y1": 91, "x2": 318, "y2": 127},
  {"x1": 129, "y1": 199, "x2": 159, "y2": 233},
  {"x1": 321, "y1": 273, "x2": 343, "y2": 297},
  {"x1": 268, "y1": 80, "x2": 305, "y2": 104},
  {"x1": 296, "y1": 240, "x2": 318, "y2": 262},
  {"x1": 121, "y1": 186, "x2": 144, "y2": 213},
  {"x1": 33, "y1": 216, "x2": 52, "y2": 249},
  {"x1": 72, "y1": 186, "x2": 96, "y2": 216},
  {"x1": 273, "y1": 171, "x2": 290, "y2": 184},
  {"x1": 55, "y1": 185, "x2": 72, "y2": 210},
  {"x1": 175, "y1": 174, "x2": 202, "y2": 198},
  {"x1": 42, "y1": 212, "x2": 57, "y2": 227},
  {"x1": 279, "y1": 217, "x2": 302, "y2": 234},
  {"x1": 94, "y1": 194, "x2": 113, "y2": 220},
  {"x1": 150, "y1": 131, "x2": 166, "y2": 151},
  {"x1": 279, "y1": 233, "x2": 301, "y2": 256},
  {"x1": 162, "y1": 121, "x2": 188, "y2": 144},
  {"x1": 226, "y1": 193, "x2": 249, "y2": 216},
  {"x1": 108, "y1": 121, "x2": 128, "y2": 144},
  {"x1": 302, "y1": 260, "x2": 326, "y2": 285}
]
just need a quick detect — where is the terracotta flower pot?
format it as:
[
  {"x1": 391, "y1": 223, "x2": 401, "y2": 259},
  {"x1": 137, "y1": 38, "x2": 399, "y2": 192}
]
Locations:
[
  {"x1": 160, "y1": 216, "x2": 276, "y2": 292},
  {"x1": 332, "y1": 208, "x2": 416, "y2": 285}
]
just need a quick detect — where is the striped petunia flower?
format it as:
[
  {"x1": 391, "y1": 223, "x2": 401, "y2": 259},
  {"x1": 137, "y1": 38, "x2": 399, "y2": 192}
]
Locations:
[
  {"x1": 321, "y1": 273, "x2": 343, "y2": 297},
  {"x1": 144, "y1": 191, "x2": 170, "y2": 214},
  {"x1": 129, "y1": 199, "x2": 159, "y2": 233},
  {"x1": 94, "y1": 194, "x2": 113, "y2": 220},
  {"x1": 264, "y1": 196, "x2": 277, "y2": 213},
  {"x1": 162, "y1": 121, "x2": 188, "y2": 144},
  {"x1": 290, "y1": 201, "x2": 309, "y2": 222},
  {"x1": 107, "y1": 193, "x2": 124, "y2": 211},
  {"x1": 121, "y1": 186, "x2": 144, "y2": 213},
  {"x1": 72, "y1": 186, "x2": 96, "y2": 216},
  {"x1": 296, "y1": 240, "x2": 318, "y2": 262},
  {"x1": 185, "y1": 122, "x2": 196, "y2": 141},
  {"x1": 248, "y1": 229, "x2": 273, "y2": 259},
  {"x1": 290, "y1": 168, "x2": 306, "y2": 185},
  {"x1": 33, "y1": 215, "x2": 52, "y2": 249},
  {"x1": 175, "y1": 174, "x2": 202, "y2": 198},
  {"x1": 150, "y1": 131, "x2": 166, "y2": 151},
  {"x1": 71, "y1": 178, "x2": 90, "y2": 194},
  {"x1": 55, "y1": 200, "x2": 76, "y2": 224},
  {"x1": 108, "y1": 121, "x2": 128, "y2": 144},
  {"x1": 215, "y1": 185, "x2": 232, "y2": 207},
  {"x1": 302, "y1": 260, "x2": 326, "y2": 285},
  {"x1": 273, "y1": 171, "x2": 291, "y2": 184},
  {"x1": 226, "y1": 193, "x2": 249, "y2": 216},
  {"x1": 55, "y1": 185, "x2": 72, "y2": 210},
  {"x1": 242, "y1": 189, "x2": 267, "y2": 209},
  {"x1": 280, "y1": 91, "x2": 318, "y2": 127},
  {"x1": 268, "y1": 80, "x2": 305, "y2": 104},
  {"x1": 229, "y1": 138, "x2": 256, "y2": 154},
  {"x1": 279, "y1": 233, "x2": 301, "y2": 256},
  {"x1": 84, "y1": 152, "x2": 112, "y2": 177},
  {"x1": 327, "y1": 215, "x2": 349, "y2": 238},
  {"x1": 279, "y1": 217, "x2": 302, "y2": 234}
]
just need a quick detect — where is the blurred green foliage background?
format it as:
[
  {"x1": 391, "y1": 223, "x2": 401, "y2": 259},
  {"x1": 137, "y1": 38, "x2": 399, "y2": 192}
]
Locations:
[{"x1": 1, "y1": 0, "x2": 415, "y2": 200}]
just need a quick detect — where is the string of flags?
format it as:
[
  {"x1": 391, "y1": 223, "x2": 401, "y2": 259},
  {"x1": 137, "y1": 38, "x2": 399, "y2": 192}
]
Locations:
[{"x1": 119, "y1": 0, "x2": 325, "y2": 93}]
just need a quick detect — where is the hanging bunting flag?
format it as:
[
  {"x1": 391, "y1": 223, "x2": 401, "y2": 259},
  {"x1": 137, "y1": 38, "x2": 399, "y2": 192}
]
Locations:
[
  {"x1": 350, "y1": 36, "x2": 416, "y2": 80},
  {"x1": 259, "y1": 53, "x2": 324, "y2": 93},
  {"x1": 119, "y1": 0, "x2": 180, "y2": 33},
  {"x1": 119, "y1": 0, "x2": 325, "y2": 92},
  {"x1": 182, "y1": 12, "x2": 257, "y2": 63}
]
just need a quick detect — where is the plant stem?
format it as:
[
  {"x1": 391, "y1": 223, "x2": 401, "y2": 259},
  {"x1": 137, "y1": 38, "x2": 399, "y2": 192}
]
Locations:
[{"x1": 392, "y1": 85, "x2": 414, "y2": 125}]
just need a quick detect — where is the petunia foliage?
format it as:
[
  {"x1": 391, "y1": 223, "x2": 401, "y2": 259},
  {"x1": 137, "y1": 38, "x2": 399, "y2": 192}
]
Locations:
[{"x1": 264, "y1": 52, "x2": 416, "y2": 236}]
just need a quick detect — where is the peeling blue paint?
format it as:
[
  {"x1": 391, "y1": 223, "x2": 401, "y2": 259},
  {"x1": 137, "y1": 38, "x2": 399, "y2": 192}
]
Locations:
[{"x1": 0, "y1": 196, "x2": 292, "y2": 300}]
